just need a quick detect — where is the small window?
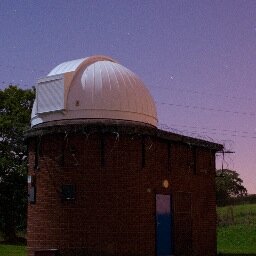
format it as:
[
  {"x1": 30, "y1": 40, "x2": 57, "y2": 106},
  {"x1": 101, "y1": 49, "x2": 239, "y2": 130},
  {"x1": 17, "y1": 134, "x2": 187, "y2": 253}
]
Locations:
[
  {"x1": 28, "y1": 175, "x2": 36, "y2": 204},
  {"x1": 61, "y1": 184, "x2": 76, "y2": 200},
  {"x1": 28, "y1": 187, "x2": 36, "y2": 204}
]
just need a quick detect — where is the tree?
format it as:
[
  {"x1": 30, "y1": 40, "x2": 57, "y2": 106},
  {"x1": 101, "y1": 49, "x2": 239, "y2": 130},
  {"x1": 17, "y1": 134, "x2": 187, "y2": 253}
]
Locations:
[
  {"x1": 216, "y1": 169, "x2": 247, "y2": 206},
  {"x1": 0, "y1": 85, "x2": 35, "y2": 242}
]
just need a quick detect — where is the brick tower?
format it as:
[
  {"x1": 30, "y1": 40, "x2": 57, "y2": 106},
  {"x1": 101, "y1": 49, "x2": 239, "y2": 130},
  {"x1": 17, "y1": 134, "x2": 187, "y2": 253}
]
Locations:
[{"x1": 26, "y1": 56, "x2": 222, "y2": 256}]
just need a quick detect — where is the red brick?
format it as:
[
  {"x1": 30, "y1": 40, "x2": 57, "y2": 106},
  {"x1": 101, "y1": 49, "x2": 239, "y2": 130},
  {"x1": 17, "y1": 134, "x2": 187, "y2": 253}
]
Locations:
[{"x1": 27, "y1": 126, "x2": 220, "y2": 256}]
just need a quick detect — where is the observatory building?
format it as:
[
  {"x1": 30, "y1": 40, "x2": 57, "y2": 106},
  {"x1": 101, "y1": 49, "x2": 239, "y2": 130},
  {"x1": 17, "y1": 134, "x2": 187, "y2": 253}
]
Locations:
[{"x1": 26, "y1": 56, "x2": 223, "y2": 256}]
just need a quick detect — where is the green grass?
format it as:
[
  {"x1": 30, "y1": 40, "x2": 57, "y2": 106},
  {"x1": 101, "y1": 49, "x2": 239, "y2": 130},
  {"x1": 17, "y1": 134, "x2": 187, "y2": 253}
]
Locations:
[
  {"x1": 218, "y1": 225, "x2": 256, "y2": 253},
  {"x1": 0, "y1": 245, "x2": 26, "y2": 256},
  {"x1": 0, "y1": 231, "x2": 26, "y2": 256},
  {"x1": 217, "y1": 203, "x2": 256, "y2": 253}
]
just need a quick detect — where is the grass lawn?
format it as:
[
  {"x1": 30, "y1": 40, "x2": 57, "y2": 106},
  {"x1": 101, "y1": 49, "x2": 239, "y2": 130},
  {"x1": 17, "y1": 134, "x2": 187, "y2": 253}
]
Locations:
[
  {"x1": 0, "y1": 244, "x2": 26, "y2": 256},
  {"x1": 218, "y1": 225, "x2": 256, "y2": 253},
  {"x1": 217, "y1": 203, "x2": 256, "y2": 254},
  {"x1": 0, "y1": 231, "x2": 26, "y2": 256}
]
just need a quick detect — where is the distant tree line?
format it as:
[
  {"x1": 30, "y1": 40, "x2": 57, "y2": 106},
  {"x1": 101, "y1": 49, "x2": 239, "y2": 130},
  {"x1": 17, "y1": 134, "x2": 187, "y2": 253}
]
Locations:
[
  {"x1": 217, "y1": 194, "x2": 256, "y2": 207},
  {"x1": 216, "y1": 169, "x2": 249, "y2": 206}
]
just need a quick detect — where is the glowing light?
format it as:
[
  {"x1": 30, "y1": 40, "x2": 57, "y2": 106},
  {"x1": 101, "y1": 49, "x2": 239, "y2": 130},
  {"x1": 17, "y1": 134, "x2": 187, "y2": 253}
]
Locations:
[{"x1": 162, "y1": 179, "x2": 169, "y2": 188}]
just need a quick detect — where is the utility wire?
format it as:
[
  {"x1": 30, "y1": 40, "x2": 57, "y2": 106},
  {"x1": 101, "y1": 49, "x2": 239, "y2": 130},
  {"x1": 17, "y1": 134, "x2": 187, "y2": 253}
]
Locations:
[
  {"x1": 0, "y1": 63, "x2": 255, "y2": 102},
  {"x1": 158, "y1": 101, "x2": 256, "y2": 117},
  {"x1": 151, "y1": 85, "x2": 255, "y2": 103},
  {"x1": 159, "y1": 123, "x2": 256, "y2": 140},
  {"x1": 166, "y1": 123, "x2": 256, "y2": 137},
  {"x1": 1, "y1": 83, "x2": 255, "y2": 118}
]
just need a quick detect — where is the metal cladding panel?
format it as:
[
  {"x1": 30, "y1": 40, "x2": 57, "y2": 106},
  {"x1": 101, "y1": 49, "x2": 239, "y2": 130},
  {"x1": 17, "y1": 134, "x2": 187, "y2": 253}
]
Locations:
[
  {"x1": 37, "y1": 77, "x2": 64, "y2": 114},
  {"x1": 47, "y1": 58, "x2": 86, "y2": 76}
]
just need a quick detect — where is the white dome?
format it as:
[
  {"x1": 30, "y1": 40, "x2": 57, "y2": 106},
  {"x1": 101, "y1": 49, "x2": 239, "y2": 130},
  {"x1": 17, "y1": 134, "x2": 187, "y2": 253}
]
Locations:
[{"x1": 31, "y1": 56, "x2": 158, "y2": 127}]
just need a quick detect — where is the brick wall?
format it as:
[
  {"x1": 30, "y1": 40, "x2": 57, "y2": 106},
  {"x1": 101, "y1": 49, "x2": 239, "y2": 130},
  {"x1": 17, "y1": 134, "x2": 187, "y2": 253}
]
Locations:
[{"x1": 27, "y1": 128, "x2": 217, "y2": 256}]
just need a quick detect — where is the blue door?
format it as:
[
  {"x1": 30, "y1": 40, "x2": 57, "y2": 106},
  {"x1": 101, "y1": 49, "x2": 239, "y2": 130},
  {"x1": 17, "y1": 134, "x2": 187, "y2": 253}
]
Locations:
[{"x1": 156, "y1": 194, "x2": 172, "y2": 256}]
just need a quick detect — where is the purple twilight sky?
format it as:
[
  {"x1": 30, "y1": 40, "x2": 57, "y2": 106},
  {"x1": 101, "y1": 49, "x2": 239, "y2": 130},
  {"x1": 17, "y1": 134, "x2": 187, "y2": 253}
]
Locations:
[{"x1": 1, "y1": 1, "x2": 256, "y2": 193}]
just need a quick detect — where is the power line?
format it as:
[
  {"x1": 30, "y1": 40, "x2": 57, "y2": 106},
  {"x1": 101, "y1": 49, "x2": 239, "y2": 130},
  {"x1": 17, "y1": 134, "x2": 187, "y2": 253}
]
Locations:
[
  {"x1": 159, "y1": 123, "x2": 256, "y2": 140},
  {"x1": 166, "y1": 123, "x2": 256, "y2": 137},
  {"x1": 0, "y1": 62, "x2": 255, "y2": 102},
  {"x1": 0, "y1": 62, "x2": 255, "y2": 104},
  {"x1": 1, "y1": 83, "x2": 255, "y2": 118},
  {"x1": 151, "y1": 85, "x2": 255, "y2": 102},
  {"x1": 158, "y1": 101, "x2": 256, "y2": 117}
]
